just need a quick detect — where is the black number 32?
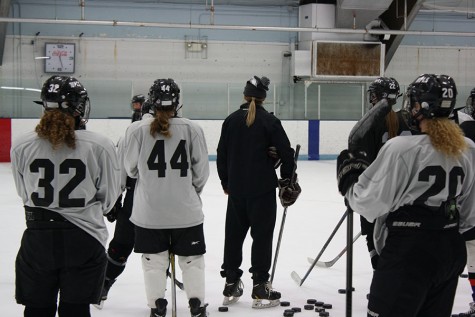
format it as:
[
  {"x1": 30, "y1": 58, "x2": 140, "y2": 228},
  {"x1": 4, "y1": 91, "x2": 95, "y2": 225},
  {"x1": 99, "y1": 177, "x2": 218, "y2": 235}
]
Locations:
[{"x1": 30, "y1": 158, "x2": 86, "y2": 207}]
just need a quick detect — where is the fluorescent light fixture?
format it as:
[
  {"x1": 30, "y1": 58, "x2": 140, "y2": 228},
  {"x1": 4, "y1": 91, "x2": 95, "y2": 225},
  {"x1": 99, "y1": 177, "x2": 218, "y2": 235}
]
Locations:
[
  {"x1": 35, "y1": 56, "x2": 51, "y2": 60},
  {"x1": 1, "y1": 86, "x2": 41, "y2": 92}
]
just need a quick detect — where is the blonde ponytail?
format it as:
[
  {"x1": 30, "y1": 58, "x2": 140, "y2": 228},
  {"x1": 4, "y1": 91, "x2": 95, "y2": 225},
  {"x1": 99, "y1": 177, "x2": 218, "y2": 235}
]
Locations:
[{"x1": 425, "y1": 118, "x2": 467, "y2": 157}]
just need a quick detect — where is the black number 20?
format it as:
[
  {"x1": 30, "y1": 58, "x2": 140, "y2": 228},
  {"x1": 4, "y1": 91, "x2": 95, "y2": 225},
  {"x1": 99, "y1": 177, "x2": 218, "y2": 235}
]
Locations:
[
  {"x1": 414, "y1": 165, "x2": 464, "y2": 204},
  {"x1": 147, "y1": 140, "x2": 189, "y2": 177},
  {"x1": 30, "y1": 158, "x2": 86, "y2": 207}
]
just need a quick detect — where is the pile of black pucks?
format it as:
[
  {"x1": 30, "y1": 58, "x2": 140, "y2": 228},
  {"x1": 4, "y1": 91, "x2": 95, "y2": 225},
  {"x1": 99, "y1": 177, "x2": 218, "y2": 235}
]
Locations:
[{"x1": 280, "y1": 298, "x2": 332, "y2": 316}]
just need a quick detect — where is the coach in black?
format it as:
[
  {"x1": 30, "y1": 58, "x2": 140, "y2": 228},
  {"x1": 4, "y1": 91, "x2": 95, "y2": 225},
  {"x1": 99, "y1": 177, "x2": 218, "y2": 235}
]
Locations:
[{"x1": 217, "y1": 75, "x2": 299, "y2": 309}]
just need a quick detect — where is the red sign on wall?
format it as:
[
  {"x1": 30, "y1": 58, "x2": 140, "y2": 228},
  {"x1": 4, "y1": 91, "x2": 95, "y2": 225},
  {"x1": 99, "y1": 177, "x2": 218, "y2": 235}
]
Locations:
[{"x1": 0, "y1": 119, "x2": 12, "y2": 162}]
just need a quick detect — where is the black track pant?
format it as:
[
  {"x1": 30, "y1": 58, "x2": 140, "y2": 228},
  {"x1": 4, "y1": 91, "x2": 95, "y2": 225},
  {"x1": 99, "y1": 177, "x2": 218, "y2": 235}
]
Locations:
[
  {"x1": 367, "y1": 229, "x2": 466, "y2": 317},
  {"x1": 221, "y1": 190, "x2": 277, "y2": 284}
]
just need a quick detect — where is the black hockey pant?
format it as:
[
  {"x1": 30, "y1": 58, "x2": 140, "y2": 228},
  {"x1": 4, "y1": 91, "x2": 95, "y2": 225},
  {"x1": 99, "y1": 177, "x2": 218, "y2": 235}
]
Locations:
[{"x1": 367, "y1": 228, "x2": 466, "y2": 317}]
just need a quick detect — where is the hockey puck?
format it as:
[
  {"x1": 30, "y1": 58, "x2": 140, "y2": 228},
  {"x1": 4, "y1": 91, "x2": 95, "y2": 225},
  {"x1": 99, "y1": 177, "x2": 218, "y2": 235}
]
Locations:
[
  {"x1": 218, "y1": 306, "x2": 228, "y2": 312},
  {"x1": 291, "y1": 307, "x2": 301, "y2": 312},
  {"x1": 307, "y1": 298, "x2": 317, "y2": 304},
  {"x1": 319, "y1": 312, "x2": 330, "y2": 317},
  {"x1": 283, "y1": 310, "x2": 294, "y2": 317},
  {"x1": 315, "y1": 307, "x2": 324, "y2": 313},
  {"x1": 304, "y1": 304, "x2": 314, "y2": 310},
  {"x1": 322, "y1": 303, "x2": 332, "y2": 309},
  {"x1": 461, "y1": 273, "x2": 469, "y2": 278},
  {"x1": 280, "y1": 301, "x2": 291, "y2": 307},
  {"x1": 315, "y1": 301, "x2": 324, "y2": 307}
]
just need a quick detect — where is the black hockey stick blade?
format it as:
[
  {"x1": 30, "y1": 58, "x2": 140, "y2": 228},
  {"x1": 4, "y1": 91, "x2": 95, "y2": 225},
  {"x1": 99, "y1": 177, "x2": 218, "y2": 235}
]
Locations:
[{"x1": 308, "y1": 232, "x2": 362, "y2": 268}]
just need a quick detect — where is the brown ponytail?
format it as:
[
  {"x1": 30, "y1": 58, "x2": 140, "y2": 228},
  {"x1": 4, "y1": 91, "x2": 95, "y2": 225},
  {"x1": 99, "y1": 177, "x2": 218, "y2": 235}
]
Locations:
[
  {"x1": 35, "y1": 110, "x2": 76, "y2": 149},
  {"x1": 150, "y1": 109, "x2": 175, "y2": 138},
  {"x1": 386, "y1": 110, "x2": 399, "y2": 140}
]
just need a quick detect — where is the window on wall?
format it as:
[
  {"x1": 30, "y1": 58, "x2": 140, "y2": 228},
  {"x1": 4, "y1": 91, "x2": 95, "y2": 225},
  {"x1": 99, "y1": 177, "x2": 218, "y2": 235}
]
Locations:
[{"x1": 291, "y1": 81, "x2": 366, "y2": 120}]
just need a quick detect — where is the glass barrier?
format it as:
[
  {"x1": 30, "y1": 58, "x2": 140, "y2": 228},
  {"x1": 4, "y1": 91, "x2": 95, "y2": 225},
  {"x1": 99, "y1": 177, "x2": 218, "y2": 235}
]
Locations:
[{"x1": 1, "y1": 78, "x2": 471, "y2": 120}]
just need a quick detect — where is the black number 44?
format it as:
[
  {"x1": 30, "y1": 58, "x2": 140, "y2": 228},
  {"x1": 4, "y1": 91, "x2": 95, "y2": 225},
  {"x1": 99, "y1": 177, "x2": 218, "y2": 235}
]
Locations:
[{"x1": 147, "y1": 139, "x2": 189, "y2": 177}]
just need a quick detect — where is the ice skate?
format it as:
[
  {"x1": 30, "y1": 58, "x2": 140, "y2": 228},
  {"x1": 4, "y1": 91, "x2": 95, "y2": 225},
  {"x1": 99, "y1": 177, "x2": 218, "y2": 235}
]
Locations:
[
  {"x1": 93, "y1": 278, "x2": 116, "y2": 310},
  {"x1": 457, "y1": 302, "x2": 475, "y2": 317},
  {"x1": 251, "y1": 281, "x2": 281, "y2": 309},
  {"x1": 150, "y1": 298, "x2": 167, "y2": 317},
  {"x1": 222, "y1": 279, "x2": 244, "y2": 305},
  {"x1": 189, "y1": 297, "x2": 208, "y2": 317}
]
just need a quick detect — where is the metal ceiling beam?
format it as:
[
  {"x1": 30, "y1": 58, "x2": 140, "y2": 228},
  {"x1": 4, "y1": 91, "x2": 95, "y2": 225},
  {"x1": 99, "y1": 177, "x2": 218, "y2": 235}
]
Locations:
[{"x1": 0, "y1": 16, "x2": 474, "y2": 37}]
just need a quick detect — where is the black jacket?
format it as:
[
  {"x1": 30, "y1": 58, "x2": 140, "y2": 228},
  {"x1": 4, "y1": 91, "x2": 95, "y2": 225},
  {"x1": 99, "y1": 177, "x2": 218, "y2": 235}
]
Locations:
[{"x1": 217, "y1": 103, "x2": 295, "y2": 197}]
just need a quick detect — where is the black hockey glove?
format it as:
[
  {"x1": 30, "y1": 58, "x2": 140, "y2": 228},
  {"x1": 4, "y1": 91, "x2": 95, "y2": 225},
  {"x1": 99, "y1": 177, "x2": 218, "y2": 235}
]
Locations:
[
  {"x1": 278, "y1": 176, "x2": 302, "y2": 207},
  {"x1": 369, "y1": 249, "x2": 379, "y2": 270},
  {"x1": 268, "y1": 146, "x2": 282, "y2": 169},
  {"x1": 336, "y1": 149, "x2": 369, "y2": 195},
  {"x1": 106, "y1": 194, "x2": 123, "y2": 223}
]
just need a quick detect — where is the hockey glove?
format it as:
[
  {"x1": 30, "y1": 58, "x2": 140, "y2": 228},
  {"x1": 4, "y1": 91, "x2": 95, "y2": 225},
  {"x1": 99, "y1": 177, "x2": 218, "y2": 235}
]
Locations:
[
  {"x1": 268, "y1": 146, "x2": 282, "y2": 169},
  {"x1": 106, "y1": 194, "x2": 123, "y2": 223},
  {"x1": 336, "y1": 149, "x2": 369, "y2": 195},
  {"x1": 278, "y1": 177, "x2": 302, "y2": 207}
]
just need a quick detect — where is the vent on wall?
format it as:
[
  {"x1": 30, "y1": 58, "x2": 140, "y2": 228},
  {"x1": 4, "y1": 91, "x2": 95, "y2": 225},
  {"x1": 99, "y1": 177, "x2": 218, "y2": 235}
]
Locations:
[{"x1": 311, "y1": 41, "x2": 384, "y2": 80}]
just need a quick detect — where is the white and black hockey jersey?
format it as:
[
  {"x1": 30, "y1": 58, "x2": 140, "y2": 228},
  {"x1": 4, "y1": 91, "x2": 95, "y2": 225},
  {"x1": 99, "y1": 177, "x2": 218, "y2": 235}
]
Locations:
[
  {"x1": 10, "y1": 130, "x2": 121, "y2": 247},
  {"x1": 345, "y1": 134, "x2": 475, "y2": 251},
  {"x1": 123, "y1": 117, "x2": 209, "y2": 229}
]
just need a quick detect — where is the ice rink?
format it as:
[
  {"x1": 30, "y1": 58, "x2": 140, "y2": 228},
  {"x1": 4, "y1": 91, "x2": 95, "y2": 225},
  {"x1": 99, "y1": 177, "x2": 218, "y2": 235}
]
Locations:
[{"x1": 0, "y1": 160, "x2": 471, "y2": 316}]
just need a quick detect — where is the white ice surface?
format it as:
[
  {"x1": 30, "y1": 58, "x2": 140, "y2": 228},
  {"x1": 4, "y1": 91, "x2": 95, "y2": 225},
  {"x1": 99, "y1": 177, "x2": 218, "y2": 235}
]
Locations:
[{"x1": 0, "y1": 160, "x2": 471, "y2": 316}]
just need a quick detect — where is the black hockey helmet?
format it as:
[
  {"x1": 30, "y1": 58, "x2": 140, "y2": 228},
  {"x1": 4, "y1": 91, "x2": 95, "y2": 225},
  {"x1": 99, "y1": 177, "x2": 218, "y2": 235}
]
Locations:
[
  {"x1": 131, "y1": 94, "x2": 145, "y2": 104},
  {"x1": 403, "y1": 74, "x2": 457, "y2": 121},
  {"x1": 367, "y1": 77, "x2": 400, "y2": 106},
  {"x1": 35, "y1": 75, "x2": 91, "y2": 123},
  {"x1": 148, "y1": 78, "x2": 180, "y2": 112},
  {"x1": 141, "y1": 98, "x2": 155, "y2": 117},
  {"x1": 463, "y1": 87, "x2": 475, "y2": 119}
]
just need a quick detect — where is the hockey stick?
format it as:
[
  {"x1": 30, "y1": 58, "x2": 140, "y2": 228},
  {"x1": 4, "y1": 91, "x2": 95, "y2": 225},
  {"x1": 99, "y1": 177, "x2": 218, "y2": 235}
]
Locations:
[
  {"x1": 343, "y1": 98, "x2": 391, "y2": 317},
  {"x1": 167, "y1": 270, "x2": 184, "y2": 290},
  {"x1": 307, "y1": 231, "x2": 362, "y2": 268},
  {"x1": 291, "y1": 209, "x2": 348, "y2": 286},
  {"x1": 346, "y1": 208, "x2": 354, "y2": 317},
  {"x1": 270, "y1": 144, "x2": 301, "y2": 284},
  {"x1": 170, "y1": 252, "x2": 177, "y2": 317}
]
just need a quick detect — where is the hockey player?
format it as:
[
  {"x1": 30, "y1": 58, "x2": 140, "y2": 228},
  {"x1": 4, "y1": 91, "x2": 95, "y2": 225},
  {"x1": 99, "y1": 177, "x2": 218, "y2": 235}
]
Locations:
[
  {"x1": 131, "y1": 94, "x2": 146, "y2": 122},
  {"x1": 124, "y1": 78, "x2": 209, "y2": 317},
  {"x1": 216, "y1": 75, "x2": 301, "y2": 309},
  {"x1": 97, "y1": 95, "x2": 150, "y2": 307},
  {"x1": 359, "y1": 77, "x2": 412, "y2": 270},
  {"x1": 10, "y1": 75, "x2": 121, "y2": 317},
  {"x1": 455, "y1": 87, "x2": 475, "y2": 317},
  {"x1": 337, "y1": 74, "x2": 475, "y2": 317}
]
